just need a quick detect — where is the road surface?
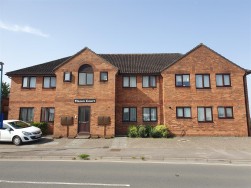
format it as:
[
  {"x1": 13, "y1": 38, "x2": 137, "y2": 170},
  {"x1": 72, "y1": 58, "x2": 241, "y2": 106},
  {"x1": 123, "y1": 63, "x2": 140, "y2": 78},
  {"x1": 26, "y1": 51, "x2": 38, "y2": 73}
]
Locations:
[{"x1": 0, "y1": 161, "x2": 250, "y2": 188}]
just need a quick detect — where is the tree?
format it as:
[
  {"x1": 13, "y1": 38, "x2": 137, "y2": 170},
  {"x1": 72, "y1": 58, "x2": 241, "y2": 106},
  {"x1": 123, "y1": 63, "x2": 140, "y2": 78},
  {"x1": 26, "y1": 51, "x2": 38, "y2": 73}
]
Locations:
[{"x1": 2, "y1": 82, "x2": 10, "y2": 98}]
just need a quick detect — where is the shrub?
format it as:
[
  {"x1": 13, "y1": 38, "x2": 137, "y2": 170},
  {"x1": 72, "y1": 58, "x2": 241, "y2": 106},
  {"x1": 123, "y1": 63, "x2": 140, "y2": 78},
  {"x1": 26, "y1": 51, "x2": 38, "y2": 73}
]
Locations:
[
  {"x1": 31, "y1": 122, "x2": 48, "y2": 135},
  {"x1": 128, "y1": 125, "x2": 138, "y2": 137},
  {"x1": 151, "y1": 125, "x2": 168, "y2": 138},
  {"x1": 138, "y1": 125, "x2": 147, "y2": 138},
  {"x1": 145, "y1": 125, "x2": 152, "y2": 137}
]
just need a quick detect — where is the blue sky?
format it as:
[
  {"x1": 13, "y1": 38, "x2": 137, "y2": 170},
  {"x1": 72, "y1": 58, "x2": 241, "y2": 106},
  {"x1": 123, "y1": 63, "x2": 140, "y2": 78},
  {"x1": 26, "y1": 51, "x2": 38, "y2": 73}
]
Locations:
[{"x1": 1, "y1": 0, "x2": 251, "y2": 108}]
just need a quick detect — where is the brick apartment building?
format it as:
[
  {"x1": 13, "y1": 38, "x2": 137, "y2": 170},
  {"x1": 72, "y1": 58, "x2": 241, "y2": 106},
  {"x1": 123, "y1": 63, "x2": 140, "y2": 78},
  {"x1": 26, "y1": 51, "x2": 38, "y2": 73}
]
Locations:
[{"x1": 6, "y1": 44, "x2": 251, "y2": 137}]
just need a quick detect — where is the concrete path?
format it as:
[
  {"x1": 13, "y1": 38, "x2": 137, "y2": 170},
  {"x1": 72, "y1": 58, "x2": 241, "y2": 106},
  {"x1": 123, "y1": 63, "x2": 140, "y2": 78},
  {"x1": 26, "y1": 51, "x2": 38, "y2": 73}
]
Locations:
[{"x1": 0, "y1": 136, "x2": 251, "y2": 164}]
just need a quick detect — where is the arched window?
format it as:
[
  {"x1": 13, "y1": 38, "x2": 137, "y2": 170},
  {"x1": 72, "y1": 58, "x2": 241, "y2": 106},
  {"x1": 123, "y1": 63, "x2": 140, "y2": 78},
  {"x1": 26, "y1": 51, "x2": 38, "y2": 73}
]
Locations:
[{"x1": 78, "y1": 64, "x2": 94, "y2": 85}]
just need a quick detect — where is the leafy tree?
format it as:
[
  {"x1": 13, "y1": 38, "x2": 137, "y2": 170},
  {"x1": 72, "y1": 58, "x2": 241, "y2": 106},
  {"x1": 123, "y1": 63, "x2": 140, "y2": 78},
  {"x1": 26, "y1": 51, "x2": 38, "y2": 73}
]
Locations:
[{"x1": 1, "y1": 82, "x2": 10, "y2": 98}]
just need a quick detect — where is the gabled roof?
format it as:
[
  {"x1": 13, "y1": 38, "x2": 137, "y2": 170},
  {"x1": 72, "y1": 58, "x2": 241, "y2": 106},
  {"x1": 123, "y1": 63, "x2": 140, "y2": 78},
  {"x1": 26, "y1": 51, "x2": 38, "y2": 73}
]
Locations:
[
  {"x1": 6, "y1": 43, "x2": 249, "y2": 77},
  {"x1": 99, "y1": 53, "x2": 182, "y2": 74},
  {"x1": 6, "y1": 56, "x2": 71, "y2": 76},
  {"x1": 6, "y1": 51, "x2": 182, "y2": 76}
]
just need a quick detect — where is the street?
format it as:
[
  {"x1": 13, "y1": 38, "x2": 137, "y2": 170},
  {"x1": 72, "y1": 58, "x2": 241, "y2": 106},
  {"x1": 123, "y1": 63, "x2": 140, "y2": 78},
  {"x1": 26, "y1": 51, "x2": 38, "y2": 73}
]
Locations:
[{"x1": 0, "y1": 161, "x2": 250, "y2": 188}]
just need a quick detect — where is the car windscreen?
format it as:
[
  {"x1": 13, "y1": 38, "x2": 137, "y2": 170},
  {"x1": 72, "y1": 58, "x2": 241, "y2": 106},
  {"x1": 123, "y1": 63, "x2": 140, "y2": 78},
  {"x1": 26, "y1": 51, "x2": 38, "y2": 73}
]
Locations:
[{"x1": 8, "y1": 121, "x2": 31, "y2": 129}]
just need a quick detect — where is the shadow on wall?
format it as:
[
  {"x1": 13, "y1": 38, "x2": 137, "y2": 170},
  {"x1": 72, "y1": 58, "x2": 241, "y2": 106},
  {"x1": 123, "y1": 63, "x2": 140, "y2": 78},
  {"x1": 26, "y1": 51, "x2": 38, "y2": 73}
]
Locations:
[{"x1": 2, "y1": 97, "x2": 9, "y2": 120}]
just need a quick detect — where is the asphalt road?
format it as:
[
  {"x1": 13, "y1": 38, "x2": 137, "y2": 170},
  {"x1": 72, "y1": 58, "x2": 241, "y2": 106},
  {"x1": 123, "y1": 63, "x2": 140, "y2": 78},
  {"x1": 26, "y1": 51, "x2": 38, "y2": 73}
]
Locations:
[{"x1": 0, "y1": 161, "x2": 250, "y2": 188}]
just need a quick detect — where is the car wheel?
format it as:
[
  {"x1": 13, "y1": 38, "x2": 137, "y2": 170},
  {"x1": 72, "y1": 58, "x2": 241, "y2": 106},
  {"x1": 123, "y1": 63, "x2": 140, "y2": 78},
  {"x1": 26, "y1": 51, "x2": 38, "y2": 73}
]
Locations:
[{"x1": 13, "y1": 136, "x2": 22, "y2": 146}]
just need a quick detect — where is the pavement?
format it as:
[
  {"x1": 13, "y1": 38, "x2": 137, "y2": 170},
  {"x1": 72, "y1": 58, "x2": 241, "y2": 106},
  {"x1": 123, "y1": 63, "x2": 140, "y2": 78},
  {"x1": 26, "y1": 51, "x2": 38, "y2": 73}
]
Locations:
[{"x1": 1, "y1": 136, "x2": 251, "y2": 164}]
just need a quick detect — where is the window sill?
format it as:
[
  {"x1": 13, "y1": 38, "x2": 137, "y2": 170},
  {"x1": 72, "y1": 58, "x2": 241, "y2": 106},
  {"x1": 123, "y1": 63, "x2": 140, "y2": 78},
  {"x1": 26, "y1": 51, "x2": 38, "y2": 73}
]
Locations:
[
  {"x1": 196, "y1": 88, "x2": 211, "y2": 90},
  {"x1": 143, "y1": 121, "x2": 157, "y2": 122},
  {"x1": 21, "y1": 88, "x2": 36, "y2": 90},
  {"x1": 78, "y1": 85, "x2": 94, "y2": 87},
  {"x1": 218, "y1": 117, "x2": 234, "y2": 119},
  {"x1": 198, "y1": 121, "x2": 214, "y2": 123},
  {"x1": 175, "y1": 86, "x2": 191, "y2": 88},
  {"x1": 42, "y1": 87, "x2": 56, "y2": 89},
  {"x1": 216, "y1": 86, "x2": 232, "y2": 88},
  {"x1": 176, "y1": 117, "x2": 192, "y2": 119},
  {"x1": 142, "y1": 87, "x2": 157, "y2": 89}
]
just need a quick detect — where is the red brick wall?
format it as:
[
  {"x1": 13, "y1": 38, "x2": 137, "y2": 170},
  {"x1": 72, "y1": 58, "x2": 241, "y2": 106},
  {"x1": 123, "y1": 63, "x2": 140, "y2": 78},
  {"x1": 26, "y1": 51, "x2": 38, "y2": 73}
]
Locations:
[
  {"x1": 53, "y1": 49, "x2": 117, "y2": 138},
  {"x1": 115, "y1": 75, "x2": 163, "y2": 135},
  {"x1": 8, "y1": 76, "x2": 56, "y2": 134},
  {"x1": 162, "y1": 45, "x2": 248, "y2": 136}
]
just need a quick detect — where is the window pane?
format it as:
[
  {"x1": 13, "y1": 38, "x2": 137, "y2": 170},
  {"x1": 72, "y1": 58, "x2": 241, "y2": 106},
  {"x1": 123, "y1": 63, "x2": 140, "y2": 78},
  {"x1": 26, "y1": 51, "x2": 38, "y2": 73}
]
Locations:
[
  {"x1": 44, "y1": 77, "x2": 50, "y2": 88},
  {"x1": 224, "y1": 75, "x2": 230, "y2": 86},
  {"x1": 41, "y1": 108, "x2": 47, "y2": 122},
  {"x1": 216, "y1": 75, "x2": 223, "y2": 86},
  {"x1": 79, "y1": 73, "x2": 86, "y2": 85},
  {"x1": 205, "y1": 108, "x2": 212, "y2": 121},
  {"x1": 101, "y1": 72, "x2": 108, "y2": 81},
  {"x1": 123, "y1": 108, "x2": 129, "y2": 121},
  {"x1": 87, "y1": 73, "x2": 93, "y2": 85},
  {"x1": 23, "y1": 77, "x2": 28, "y2": 87},
  {"x1": 123, "y1": 77, "x2": 129, "y2": 87},
  {"x1": 150, "y1": 76, "x2": 156, "y2": 87},
  {"x1": 183, "y1": 75, "x2": 190, "y2": 86},
  {"x1": 143, "y1": 76, "x2": 149, "y2": 87},
  {"x1": 184, "y1": 107, "x2": 191, "y2": 117},
  {"x1": 20, "y1": 109, "x2": 27, "y2": 121},
  {"x1": 176, "y1": 75, "x2": 182, "y2": 86},
  {"x1": 30, "y1": 77, "x2": 36, "y2": 88},
  {"x1": 51, "y1": 77, "x2": 56, "y2": 87},
  {"x1": 49, "y1": 108, "x2": 55, "y2": 122},
  {"x1": 218, "y1": 107, "x2": 225, "y2": 118},
  {"x1": 151, "y1": 108, "x2": 157, "y2": 121},
  {"x1": 27, "y1": 108, "x2": 34, "y2": 122},
  {"x1": 130, "y1": 76, "x2": 136, "y2": 87},
  {"x1": 177, "y1": 108, "x2": 183, "y2": 117},
  {"x1": 226, "y1": 107, "x2": 233, "y2": 118},
  {"x1": 198, "y1": 107, "x2": 205, "y2": 121},
  {"x1": 64, "y1": 72, "x2": 71, "y2": 81},
  {"x1": 130, "y1": 108, "x2": 137, "y2": 121},
  {"x1": 196, "y1": 75, "x2": 203, "y2": 88},
  {"x1": 143, "y1": 108, "x2": 150, "y2": 121},
  {"x1": 204, "y1": 75, "x2": 210, "y2": 87}
]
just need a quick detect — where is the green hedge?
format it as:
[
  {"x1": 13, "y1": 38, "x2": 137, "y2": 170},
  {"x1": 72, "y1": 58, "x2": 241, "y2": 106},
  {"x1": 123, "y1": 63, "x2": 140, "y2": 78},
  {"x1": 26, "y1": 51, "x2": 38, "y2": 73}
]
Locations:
[
  {"x1": 127, "y1": 125, "x2": 173, "y2": 138},
  {"x1": 30, "y1": 122, "x2": 48, "y2": 135}
]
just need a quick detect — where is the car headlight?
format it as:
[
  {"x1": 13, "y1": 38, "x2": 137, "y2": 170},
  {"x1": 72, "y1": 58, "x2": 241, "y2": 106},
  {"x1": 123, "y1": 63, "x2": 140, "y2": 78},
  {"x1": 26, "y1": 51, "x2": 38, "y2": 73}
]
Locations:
[{"x1": 22, "y1": 131, "x2": 32, "y2": 136}]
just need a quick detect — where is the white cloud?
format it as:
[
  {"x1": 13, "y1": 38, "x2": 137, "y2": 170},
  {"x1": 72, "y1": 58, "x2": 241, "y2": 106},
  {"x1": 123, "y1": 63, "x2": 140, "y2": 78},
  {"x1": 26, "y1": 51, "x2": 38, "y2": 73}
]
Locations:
[{"x1": 0, "y1": 20, "x2": 49, "y2": 38}]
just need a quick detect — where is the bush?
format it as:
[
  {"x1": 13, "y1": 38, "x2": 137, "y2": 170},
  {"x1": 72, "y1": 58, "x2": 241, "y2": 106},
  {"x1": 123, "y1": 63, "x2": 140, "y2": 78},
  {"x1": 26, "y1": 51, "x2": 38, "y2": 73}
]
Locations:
[
  {"x1": 30, "y1": 122, "x2": 48, "y2": 135},
  {"x1": 151, "y1": 125, "x2": 168, "y2": 138},
  {"x1": 145, "y1": 125, "x2": 152, "y2": 137},
  {"x1": 128, "y1": 125, "x2": 138, "y2": 137},
  {"x1": 138, "y1": 125, "x2": 147, "y2": 138}
]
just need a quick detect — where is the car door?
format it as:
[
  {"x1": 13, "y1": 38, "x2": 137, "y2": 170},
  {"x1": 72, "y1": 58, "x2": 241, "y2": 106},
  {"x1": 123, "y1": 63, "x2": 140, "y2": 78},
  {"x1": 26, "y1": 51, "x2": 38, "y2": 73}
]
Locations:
[{"x1": 0, "y1": 124, "x2": 13, "y2": 141}]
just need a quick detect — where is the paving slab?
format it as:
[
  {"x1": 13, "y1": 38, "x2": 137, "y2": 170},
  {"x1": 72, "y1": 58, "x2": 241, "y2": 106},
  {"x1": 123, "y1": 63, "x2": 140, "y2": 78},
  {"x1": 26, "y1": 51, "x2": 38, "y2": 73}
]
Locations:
[{"x1": 0, "y1": 136, "x2": 251, "y2": 164}]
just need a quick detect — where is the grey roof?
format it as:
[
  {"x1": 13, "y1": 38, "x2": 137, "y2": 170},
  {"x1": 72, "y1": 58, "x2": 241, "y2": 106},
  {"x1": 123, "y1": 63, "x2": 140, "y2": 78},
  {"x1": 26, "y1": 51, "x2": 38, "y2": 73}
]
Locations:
[
  {"x1": 99, "y1": 53, "x2": 182, "y2": 74},
  {"x1": 6, "y1": 57, "x2": 71, "y2": 76},
  {"x1": 6, "y1": 53, "x2": 182, "y2": 76}
]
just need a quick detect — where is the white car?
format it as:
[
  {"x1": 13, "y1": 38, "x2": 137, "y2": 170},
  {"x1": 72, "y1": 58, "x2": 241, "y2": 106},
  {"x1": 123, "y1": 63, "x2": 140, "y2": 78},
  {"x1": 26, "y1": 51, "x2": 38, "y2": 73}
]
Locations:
[{"x1": 0, "y1": 120, "x2": 42, "y2": 146}]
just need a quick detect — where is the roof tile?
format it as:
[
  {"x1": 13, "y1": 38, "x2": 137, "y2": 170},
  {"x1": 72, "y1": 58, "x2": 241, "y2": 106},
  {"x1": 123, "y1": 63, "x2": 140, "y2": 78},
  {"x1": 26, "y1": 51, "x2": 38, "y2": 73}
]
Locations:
[{"x1": 6, "y1": 53, "x2": 182, "y2": 76}]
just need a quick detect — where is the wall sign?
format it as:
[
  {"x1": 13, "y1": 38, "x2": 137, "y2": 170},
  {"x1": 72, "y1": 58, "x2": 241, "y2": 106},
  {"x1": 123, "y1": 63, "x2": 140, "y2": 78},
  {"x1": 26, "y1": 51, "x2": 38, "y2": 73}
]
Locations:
[{"x1": 74, "y1": 99, "x2": 96, "y2": 103}]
